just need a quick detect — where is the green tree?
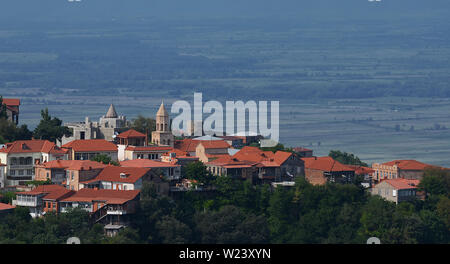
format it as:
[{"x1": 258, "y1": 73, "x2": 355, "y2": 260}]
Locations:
[
  {"x1": 33, "y1": 108, "x2": 72, "y2": 144},
  {"x1": 155, "y1": 215, "x2": 192, "y2": 244},
  {"x1": 329, "y1": 150, "x2": 368, "y2": 167},
  {"x1": 185, "y1": 161, "x2": 214, "y2": 186},
  {"x1": 90, "y1": 154, "x2": 119, "y2": 166},
  {"x1": 129, "y1": 115, "x2": 156, "y2": 141}
]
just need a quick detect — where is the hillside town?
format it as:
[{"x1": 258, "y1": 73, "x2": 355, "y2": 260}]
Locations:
[{"x1": 0, "y1": 97, "x2": 448, "y2": 238}]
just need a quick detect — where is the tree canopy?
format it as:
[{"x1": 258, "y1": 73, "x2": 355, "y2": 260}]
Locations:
[{"x1": 33, "y1": 108, "x2": 72, "y2": 144}]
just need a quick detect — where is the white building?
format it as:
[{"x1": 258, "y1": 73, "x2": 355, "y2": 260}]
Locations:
[{"x1": 0, "y1": 140, "x2": 68, "y2": 186}]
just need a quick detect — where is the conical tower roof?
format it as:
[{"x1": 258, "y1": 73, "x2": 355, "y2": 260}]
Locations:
[
  {"x1": 105, "y1": 104, "x2": 118, "y2": 118},
  {"x1": 156, "y1": 101, "x2": 168, "y2": 116}
]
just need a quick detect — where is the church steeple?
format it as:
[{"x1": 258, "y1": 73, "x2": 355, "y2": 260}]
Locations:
[
  {"x1": 156, "y1": 101, "x2": 168, "y2": 117},
  {"x1": 152, "y1": 100, "x2": 174, "y2": 147},
  {"x1": 105, "y1": 104, "x2": 118, "y2": 118}
]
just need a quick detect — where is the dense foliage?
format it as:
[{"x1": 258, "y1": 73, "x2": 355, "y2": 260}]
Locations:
[
  {"x1": 329, "y1": 150, "x2": 369, "y2": 167},
  {"x1": 1, "y1": 168, "x2": 449, "y2": 244},
  {"x1": 90, "y1": 154, "x2": 119, "y2": 166},
  {"x1": 33, "y1": 108, "x2": 72, "y2": 144}
]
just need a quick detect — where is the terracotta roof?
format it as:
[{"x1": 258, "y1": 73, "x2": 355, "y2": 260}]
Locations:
[
  {"x1": 174, "y1": 139, "x2": 201, "y2": 152},
  {"x1": 198, "y1": 140, "x2": 231, "y2": 149},
  {"x1": 382, "y1": 160, "x2": 437, "y2": 171},
  {"x1": 120, "y1": 159, "x2": 179, "y2": 168},
  {"x1": 39, "y1": 160, "x2": 107, "y2": 171},
  {"x1": 207, "y1": 155, "x2": 257, "y2": 168},
  {"x1": 62, "y1": 189, "x2": 140, "y2": 204},
  {"x1": 162, "y1": 149, "x2": 190, "y2": 157},
  {"x1": 0, "y1": 140, "x2": 68, "y2": 154},
  {"x1": 229, "y1": 146, "x2": 296, "y2": 168},
  {"x1": 301, "y1": 157, "x2": 355, "y2": 172},
  {"x1": 346, "y1": 165, "x2": 375, "y2": 175},
  {"x1": 81, "y1": 165, "x2": 150, "y2": 184},
  {"x1": 17, "y1": 185, "x2": 75, "y2": 201},
  {"x1": 0, "y1": 163, "x2": 6, "y2": 166},
  {"x1": 381, "y1": 179, "x2": 420, "y2": 190},
  {"x1": 62, "y1": 139, "x2": 118, "y2": 152},
  {"x1": 125, "y1": 146, "x2": 173, "y2": 152},
  {"x1": 2, "y1": 98, "x2": 20, "y2": 106},
  {"x1": 0, "y1": 202, "x2": 15, "y2": 211},
  {"x1": 117, "y1": 129, "x2": 146, "y2": 139},
  {"x1": 293, "y1": 147, "x2": 313, "y2": 152}
]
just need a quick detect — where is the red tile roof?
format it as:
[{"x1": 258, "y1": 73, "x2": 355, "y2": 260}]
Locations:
[
  {"x1": 198, "y1": 140, "x2": 231, "y2": 149},
  {"x1": 346, "y1": 165, "x2": 375, "y2": 175},
  {"x1": 0, "y1": 202, "x2": 15, "y2": 211},
  {"x1": 293, "y1": 147, "x2": 313, "y2": 152},
  {"x1": 120, "y1": 159, "x2": 179, "y2": 168},
  {"x1": 2, "y1": 98, "x2": 20, "y2": 106},
  {"x1": 81, "y1": 165, "x2": 150, "y2": 184},
  {"x1": 116, "y1": 129, "x2": 146, "y2": 139},
  {"x1": 62, "y1": 139, "x2": 117, "y2": 152},
  {"x1": 301, "y1": 157, "x2": 355, "y2": 172},
  {"x1": 231, "y1": 146, "x2": 294, "y2": 167},
  {"x1": 17, "y1": 185, "x2": 74, "y2": 201},
  {"x1": 174, "y1": 139, "x2": 230, "y2": 152},
  {"x1": 62, "y1": 188, "x2": 140, "y2": 204},
  {"x1": 162, "y1": 149, "x2": 190, "y2": 157},
  {"x1": 0, "y1": 140, "x2": 67, "y2": 154},
  {"x1": 381, "y1": 179, "x2": 420, "y2": 190},
  {"x1": 40, "y1": 160, "x2": 107, "y2": 171},
  {"x1": 207, "y1": 155, "x2": 257, "y2": 168},
  {"x1": 382, "y1": 160, "x2": 437, "y2": 171},
  {"x1": 125, "y1": 146, "x2": 173, "y2": 152}
]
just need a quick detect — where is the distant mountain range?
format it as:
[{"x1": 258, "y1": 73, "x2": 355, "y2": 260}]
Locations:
[{"x1": 1, "y1": 0, "x2": 449, "y2": 22}]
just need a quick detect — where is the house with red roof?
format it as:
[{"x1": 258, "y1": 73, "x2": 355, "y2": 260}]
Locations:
[
  {"x1": 62, "y1": 139, "x2": 118, "y2": 161},
  {"x1": 293, "y1": 147, "x2": 314, "y2": 158},
  {"x1": 208, "y1": 146, "x2": 304, "y2": 183},
  {"x1": 0, "y1": 202, "x2": 15, "y2": 216},
  {"x1": 120, "y1": 159, "x2": 181, "y2": 181},
  {"x1": 121, "y1": 145, "x2": 173, "y2": 162},
  {"x1": 34, "y1": 160, "x2": 107, "y2": 190},
  {"x1": 371, "y1": 178, "x2": 421, "y2": 204},
  {"x1": 301, "y1": 156, "x2": 356, "y2": 185},
  {"x1": 372, "y1": 159, "x2": 443, "y2": 183},
  {"x1": 79, "y1": 165, "x2": 168, "y2": 194},
  {"x1": 195, "y1": 140, "x2": 232, "y2": 163},
  {"x1": 0, "y1": 140, "x2": 69, "y2": 186},
  {"x1": 2, "y1": 98, "x2": 20, "y2": 124},
  {"x1": 59, "y1": 188, "x2": 140, "y2": 236},
  {"x1": 160, "y1": 149, "x2": 199, "y2": 172},
  {"x1": 14, "y1": 185, "x2": 75, "y2": 217}
]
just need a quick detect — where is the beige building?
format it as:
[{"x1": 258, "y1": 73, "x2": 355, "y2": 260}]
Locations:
[
  {"x1": 61, "y1": 104, "x2": 127, "y2": 145},
  {"x1": 372, "y1": 159, "x2": 439, "y2": 183},
  {"x1": 371, "y1": 179, "x2": 420, "y2": 204},
  {"x1": 151, "y1": 102, "x2": 174, "y2": 147}
]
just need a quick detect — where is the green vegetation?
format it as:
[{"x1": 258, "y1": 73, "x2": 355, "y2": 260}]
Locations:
[
  {"x1": 329, "y1": 150, "x2": 368, "y2": 167},
  {"x1": 0, "y1": 96, "x2": 32, "y2": 144},
  {"x1": 33, "y1": 108, "x2": 72, "y2": 144},
  {"x1": 1, "y1": 169, "x2": 449, "y2": 244},
  {"x1": 90, "y1": 154, "x2": 119, "y2": 166},
  {"x1": 128, "y1": 115, "x2": 156, "y2": 141}
]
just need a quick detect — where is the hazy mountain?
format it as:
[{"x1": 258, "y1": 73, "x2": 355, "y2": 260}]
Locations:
[{"x1": 1, "y1": 0, "x2": 449, "y2": 22}]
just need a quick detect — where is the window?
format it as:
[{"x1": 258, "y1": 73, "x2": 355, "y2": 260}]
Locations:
[
  {"x1": 10, "y1": 170, "x2": 15, "y2": 176},
  {"x1": 28, "y1": 169, "x2": 33, "y2": 176},
  {"x1": 71, "y1": 171, "x2": 74, "y2": 180},
  {"x1": 18, "y1": 170, "x2": 24, "y2": 176},
  {"x1": 80, "y1": 131, "x2": 85, "y2": 140},
  {"x1": 10, "y1": 158, "x2": 17, "y2": 165}
]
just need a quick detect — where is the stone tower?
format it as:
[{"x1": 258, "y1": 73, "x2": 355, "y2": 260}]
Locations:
[{"x1": 152, "y1": 101, "x2": 174, "y2": 147}]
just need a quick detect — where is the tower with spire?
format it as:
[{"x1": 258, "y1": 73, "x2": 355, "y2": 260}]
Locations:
[
  {"x1": 61, "y1": 104, "x2": 127, "y2": 145},
  {"x1": 152, "y1": 101, "x2": 174, "y2": 147}
]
